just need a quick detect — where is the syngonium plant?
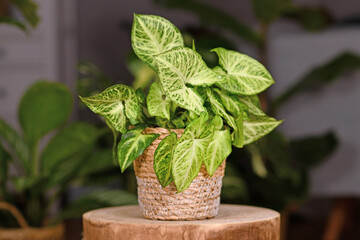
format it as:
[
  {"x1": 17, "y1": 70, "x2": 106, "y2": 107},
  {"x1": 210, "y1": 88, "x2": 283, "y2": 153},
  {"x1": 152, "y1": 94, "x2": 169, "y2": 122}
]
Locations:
[{"x1": 80, "y1": 14, "x2": 282, "y2": 192}]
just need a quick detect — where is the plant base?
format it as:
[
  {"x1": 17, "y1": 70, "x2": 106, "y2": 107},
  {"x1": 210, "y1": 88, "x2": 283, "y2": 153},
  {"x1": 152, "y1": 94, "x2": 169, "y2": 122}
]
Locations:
[{"x1": 134, "y1": 128, "x2": 226, "y2": 221}]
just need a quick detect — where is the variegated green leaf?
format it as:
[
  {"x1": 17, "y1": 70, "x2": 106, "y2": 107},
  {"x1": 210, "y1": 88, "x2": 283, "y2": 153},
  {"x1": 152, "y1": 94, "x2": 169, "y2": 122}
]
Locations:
[
  {"x1": 80, "y1": 84, "x2": 140, "y2": 133},
  {"x1": 117, "y1": 128, "x2": 159, "y2": 172},
  {"x1": 204, "y1": 128, "x2": 232, "y2": 176},
  {"x1": 243, "y1": 116, "x2": 282, "y2": 145},
  {"x1": 131, "y1": 14, "x2": 184, "y2": 70},
  {"x1": 213, "y1": 88, "x2": 247, "y2": 118},
  {"x1": 232, "y1": 116, "x2": 244, "y2": 148},
  {"x1": 210, "y1": 115, "x2": 223, "y2": 130},
  {"x1": 135, "y1": 88, "x2": 146, "y2": 104},
  {"x1": 238, "y1": 95, "x2": 265, "y2": 116},
  {"x1": 172, "y1": 113, "x2": 210, "y2": 192},
  {"x1": 147, "y1": 82, "x2": 171, "y2": 120},
  {"x1": 135, "y1": 88, "x2": 149, "y2": 124},
  {"x1": 172, "y1": 114, "x2": 187, "y2": 128},
  {"x1": 154, "y1": 132, "x2": 177, "y2": 187},
  {"x1": 155, "y1": 47, "x2": 223, "y2": 87},
  {"x1": 206, "y1": 89, "x2": 244, "y2": 147},
  {"x1": 212, "y1": 47, "x2": 274, "y2": 95},
  {"x1": 154, "y1": 47, "x2": 224, "y2": 114},
  {"x1": 206, "y1": 89, "x2": 236, "y2": 130},
  {"x1": 155, "y1": 117, "x2": 175, "y2": 129}
]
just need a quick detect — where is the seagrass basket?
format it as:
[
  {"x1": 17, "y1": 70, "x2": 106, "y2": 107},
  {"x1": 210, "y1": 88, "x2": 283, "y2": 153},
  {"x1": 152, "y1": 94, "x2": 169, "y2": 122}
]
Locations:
[
  {"x1": 133, "y1": 127, "x2": 226, "y2": 221},
  {"x1": 0, "y1": 202, "x2": 64, "y2": 240}
]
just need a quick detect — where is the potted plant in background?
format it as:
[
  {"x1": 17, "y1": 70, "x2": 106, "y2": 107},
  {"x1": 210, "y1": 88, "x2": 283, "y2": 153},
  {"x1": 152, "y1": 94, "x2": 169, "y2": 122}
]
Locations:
[
  {"x1": 0, "y1": 81, "x2": 137, "y2": 240},
  {"x1": 80, "y1": 14, "x2": 281, "y2": 220}
]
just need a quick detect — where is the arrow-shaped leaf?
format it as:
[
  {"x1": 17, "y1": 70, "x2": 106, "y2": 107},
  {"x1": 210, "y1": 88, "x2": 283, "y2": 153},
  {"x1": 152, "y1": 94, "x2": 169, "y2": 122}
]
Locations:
[
  {"x1": 147, "y1": 82, "x2": 171, "y2": 120},
  {"x1": 204, "y1": 128, "x2": 232, "y2": 176},
  {"x1": 238, "y1": 95, "x2": 265, "y2": 116},
  {"x1": 243, "y1": 116, "x2": 282, "y2": 145},
  {"x1": 131, "y1": 14, "x2": 184, "y2": 70},
  {"x1": 172, "y1": 113, "x2": 210, "y2": 192},
  {"x1": 206, "y1": 89, "x2": 244, "y2": 146},
  {"x1": 117, "y1": 128, "x2": 159, "y2": 172},
  {"x1": 80, "y1": 84, "x2": 140, "y2": 133},
  {"x1": 212, "y1": 47, "x2": 274, "y2": 95},
  {"x1": 154, "y1": 131, "x2": 177, "y2": 187},
  {"x1": 154, "y1": 47, "x2": 222, "y2": 114},
  {"x1": 155, "y1": 47, "x2": 223, "y2": 87},
  {"x1": 213, "y1": 88, "x2": 247, "y2": 118}
]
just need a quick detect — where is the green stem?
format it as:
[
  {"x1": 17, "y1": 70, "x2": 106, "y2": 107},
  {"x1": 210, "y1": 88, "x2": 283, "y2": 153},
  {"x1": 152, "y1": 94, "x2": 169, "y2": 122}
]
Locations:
[{"x1": 111, "y1": 129, "x2": 119, "y2": 165}]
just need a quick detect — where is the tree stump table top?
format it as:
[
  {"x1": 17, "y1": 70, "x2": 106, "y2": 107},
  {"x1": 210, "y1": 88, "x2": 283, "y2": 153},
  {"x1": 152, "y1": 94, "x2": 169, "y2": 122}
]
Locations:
[{"x1": 83, "y1": 204, "x2": 280, "y2": 240}]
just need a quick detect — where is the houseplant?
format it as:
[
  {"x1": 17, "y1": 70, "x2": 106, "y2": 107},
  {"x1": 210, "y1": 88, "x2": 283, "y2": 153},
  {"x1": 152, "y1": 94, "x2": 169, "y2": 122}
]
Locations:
[
  {"x1": 0, "y1": 81, "x2": 137, "y2": 240},
  {"x1": 80, "y1": 14, "x2": 281, "y2": 220}
]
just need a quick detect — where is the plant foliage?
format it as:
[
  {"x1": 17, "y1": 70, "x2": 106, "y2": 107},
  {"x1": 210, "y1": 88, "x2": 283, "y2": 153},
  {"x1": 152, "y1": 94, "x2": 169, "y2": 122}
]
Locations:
[
  {"x1": 0, "y1": 81, "x2": 137, "y2": 228},
  {"x1": 81, "y1": 14, "x2": 281, "y2": 192}
]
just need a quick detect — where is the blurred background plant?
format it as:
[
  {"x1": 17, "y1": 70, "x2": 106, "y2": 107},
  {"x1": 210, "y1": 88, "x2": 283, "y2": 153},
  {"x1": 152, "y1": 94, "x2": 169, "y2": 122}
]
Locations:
[
  {"x1": 0, "y1": 80, "x2": 137, "y2": 229},
  {"x1": 0, "y1": 0, "x2": 39, "y2": 33}
]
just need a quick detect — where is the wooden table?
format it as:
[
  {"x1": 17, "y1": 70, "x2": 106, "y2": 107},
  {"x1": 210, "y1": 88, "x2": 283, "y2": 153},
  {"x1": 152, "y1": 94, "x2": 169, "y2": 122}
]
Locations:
[{"x1": 83, "y1": 204, "x2": 280, "y2": 240}]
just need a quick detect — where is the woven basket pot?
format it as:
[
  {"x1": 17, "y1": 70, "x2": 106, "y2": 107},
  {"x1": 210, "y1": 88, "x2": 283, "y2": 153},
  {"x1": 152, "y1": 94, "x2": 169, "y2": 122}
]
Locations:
[
  {"x1": 133, "y1": 127, "x2": 226, "y2": 221},
  {"x1": 0, "y1": 202, "x2": 64, "y2": 240}
]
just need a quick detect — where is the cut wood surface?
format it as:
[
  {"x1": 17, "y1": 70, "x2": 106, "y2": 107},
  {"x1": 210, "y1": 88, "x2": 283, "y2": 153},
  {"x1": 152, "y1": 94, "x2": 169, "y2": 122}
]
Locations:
[{"x1": 83, "y1": 204, "x2": 280, "y2": 240}]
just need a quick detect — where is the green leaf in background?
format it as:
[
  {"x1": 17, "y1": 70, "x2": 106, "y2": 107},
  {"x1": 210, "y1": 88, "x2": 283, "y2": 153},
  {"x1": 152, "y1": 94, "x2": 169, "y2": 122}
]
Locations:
[
  {"x1": 11, "y1": 176, "x2": 44, "y2": 193},
  {"x1": 291, "y1": 131, "x2": 338, "y2": 169},
  {"x1": 147, "y1": 82, "x2": 171, "y2": 120},
  {"x1": 257, "y1": 131, "x2": 301, "y2": 181},
  {"x1": 117, "y1": 128, "x2": 159, "y2": 172},
  {"x1": 76, "y1": 61, "x2": 113, "y2": 98},
  {"x1": 238, "y1": 95, "x2": 265, "y2": 116},
  {"x1": 41, "y1": 122, "x2": 101, "y2": 176},
  {"x1": 131, "y1": 14, "x2": 184, "y2": 70},
  {"x1": 212, "y1": 48, "x2": 274, "y2": 95},
  {"x1": 45, "y1": 147, "x2": 95, "y2": 189},
  {"x1": 251, "y1": 0, "x2": 292, "y2": 24},
  {"x1": 74, "y1": 149, "x2": 118, "y2": 185},
  {"x1": 0, "y1": 143, "x2": 10, "y2": 199},
  {"x1": 243, "y1": 116, "x2": 282, "y2": 145},
  {"x1": 127, "y1": 52, "x2": 157, "y2": 90},
  {"x1": 204, "y1": 128, "x2": 232, "y2": 176},
  {"x1": 155, "y1": 47, "x2": 223, "y2": 87},
  {"x1": 54, "y1": 189, "x2": 137, "y2": 224},
  {"x1": 282, "y1": 6, "x2": 332, "y2": 31},
  {"x1": 18, "y1": 81, "x2": 72, "y2": 144},
  {"x1": 172, "y1": 113, "x2": 210, "y2": 192},
  {"x1": 272, "y1": 52, "x2": 360, "y2": 111},
  {"x1": 80, "y1": 84, "x2": 140, "y2": 133},
  {"x1": 154, "y1": 132, "x2": 177, "y2": 187},
  {"x1": 0, "y1": 117, "x2": 29, "y2": 172},
  {"x1": 221, "y1": 163, "x2": 249, "y2": 202},
  {"x1": 0, "y1": 17, "x2": 26, "y2": 31},
  {"x1": 0, "y1": 0, "x2": 39, "y2": 32},
  {"x1": 247, "y1": 144, "x2": 267, "y2": 178},
  {"x1": 10, "y1": 0, "x2": 39, "y2": 27},
  {"x1": 154, "y1": 0, "x2": 262, "y2": 46}
]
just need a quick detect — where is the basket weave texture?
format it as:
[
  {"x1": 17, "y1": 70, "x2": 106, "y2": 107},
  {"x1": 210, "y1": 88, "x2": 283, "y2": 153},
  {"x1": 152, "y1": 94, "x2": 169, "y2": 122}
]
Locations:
[
  {"x1": 0, "y1": 224, "x2": 64, "y2": 240},
  {"x1": 0, "y1": 202, "x2": 64, "y2": 240},
  {"x1": 133, "y1": 127, "x2": 226, "y2": 220}
]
